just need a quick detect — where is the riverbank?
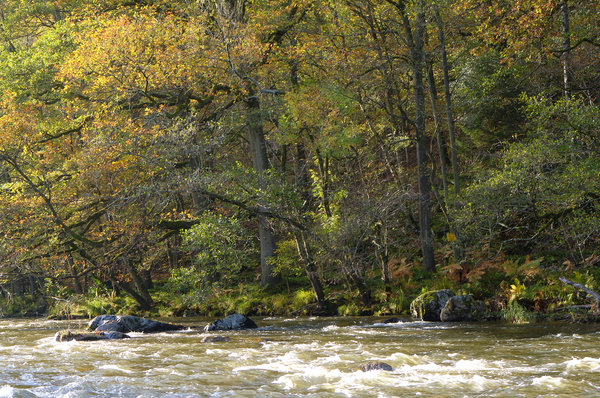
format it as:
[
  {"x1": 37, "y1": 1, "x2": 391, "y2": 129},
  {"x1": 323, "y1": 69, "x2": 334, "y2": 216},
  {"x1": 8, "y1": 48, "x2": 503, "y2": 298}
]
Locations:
[{"x1": 2, "y1": 264, "x2": 600, "y2": 324}]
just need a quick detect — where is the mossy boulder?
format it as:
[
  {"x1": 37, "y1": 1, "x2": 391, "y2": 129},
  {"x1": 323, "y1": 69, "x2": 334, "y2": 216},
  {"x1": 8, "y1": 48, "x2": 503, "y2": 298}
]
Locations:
[
  {"x1": 410, "y1": 289, "x2": 455, "y2": 321},
  {"x1": 440, "y1": 294, "x2": 487, "y2": 322}
]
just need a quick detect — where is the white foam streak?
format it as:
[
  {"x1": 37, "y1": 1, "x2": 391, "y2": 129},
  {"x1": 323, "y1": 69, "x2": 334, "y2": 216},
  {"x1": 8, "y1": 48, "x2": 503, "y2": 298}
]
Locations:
[
  {"x1": 531, "y1": 375, "x2": 566, "y2": 389},
  {"x1": 98, "y1": 364, "x2": 134, "y2": 374},
  {"x1": 564, "y1": 357, "x2": 600, "y2": 372}
]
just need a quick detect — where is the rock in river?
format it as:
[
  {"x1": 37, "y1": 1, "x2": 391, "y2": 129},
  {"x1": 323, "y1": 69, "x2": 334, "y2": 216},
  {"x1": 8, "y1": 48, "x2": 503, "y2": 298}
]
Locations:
[
  {"x1": 89, "y1": 315, "x2": 187, "y2": 333},
  {"x1": 204, "y1": 314, "x2": 257, "y2": 332},
  {"x1": 410, "y1": 289, "x2": 455, "y2": 321},
  {"x1": 359, "y1": 362, "x2": 393, "y2": 372},
  {"x1": 201, "y1": 336, "x2": 232, "y2": 343},
  {"x1": 440, "y1": 294, "x2": 487, "y2": 322},
  {"x1": 55, "y1": 330, "x2": 130, "y2": 342}
]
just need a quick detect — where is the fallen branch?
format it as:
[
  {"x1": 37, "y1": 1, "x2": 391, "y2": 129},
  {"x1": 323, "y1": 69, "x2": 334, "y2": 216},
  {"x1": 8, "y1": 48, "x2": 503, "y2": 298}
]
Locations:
[{"x1": 559, "y1": 277, "x2": 600, "y2": 314}]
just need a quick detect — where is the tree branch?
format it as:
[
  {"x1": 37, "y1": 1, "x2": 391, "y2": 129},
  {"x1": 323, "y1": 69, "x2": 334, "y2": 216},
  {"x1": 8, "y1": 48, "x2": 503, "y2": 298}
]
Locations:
[
  {"x1": 197, "y1": 189, "x2": 307, "y2": 231},
  {"x1": 559, "y1": 276, "x2": 600, "y2": 314},
  {"x1": 550, "y1": 37, "x2": 600, "y2": 56}
]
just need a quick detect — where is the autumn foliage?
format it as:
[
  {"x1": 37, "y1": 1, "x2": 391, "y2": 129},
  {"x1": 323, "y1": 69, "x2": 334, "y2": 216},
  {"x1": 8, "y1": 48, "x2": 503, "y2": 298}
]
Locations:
[{"x1": 0, "y1": 0, "x2": 598, "y2": 315}]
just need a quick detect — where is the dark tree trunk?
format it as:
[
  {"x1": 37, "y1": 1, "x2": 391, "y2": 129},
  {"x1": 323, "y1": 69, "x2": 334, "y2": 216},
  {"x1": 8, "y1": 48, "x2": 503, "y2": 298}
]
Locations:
[
  {"x1": 433, "y1": 3, "x2": 460, "y2": 195},
  {"x1": 121, "y1": 257, "x2": 154, "y2": 310},
  {"x1": 246, "y1": 93, "x2": 280, "y2": 288},
  {"x1": 407, "y1": 0, "x2": 435, "y2": 272},
  {"x1": 67, "y1": 254, "x2": 83, "y2": 294},
  {"x1": 426, "y1": 60, "x2": 449, "y2": 202}
]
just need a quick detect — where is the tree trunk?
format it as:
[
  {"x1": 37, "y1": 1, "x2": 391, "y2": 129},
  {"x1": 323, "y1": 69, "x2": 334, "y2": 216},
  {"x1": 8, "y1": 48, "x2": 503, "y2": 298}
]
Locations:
[
  {"x1": 375, "y1": 222, "x2": 391, "y2": 285},
  {"x1": 561, "y1": 1, "x2": 572, "y2": 98},
  {"x1": 121, "y1": 257, "x2": 154, "y2": 310},
  {"x1": 246, "y1": 92, "x2": 280, "y2": 287},
  {"x1": 216, "y1": 0, "x2": 246, "y2": 23},
  {"x1": 294, "y1": 230, "x2": 326, "y2": 308},
  {"x1": 67, "y1": 253, "x2": 83, "y2": 294},
  {"x1": 342, "y1": 261, "x2": 371, "y2": 306},
  {"x1": 313, "y1": 147, "x2": 332, "y2": 218},
  {"x1": 426, "y1": 60, "x2": 449, "y2": 202},
  {"x1": 409, "y1": 1, "x2": 435, "y2": 272},
  {"x1": 433, "y1": 3, "x2": 460, "y2": 195},
  {"x1": 296, "y1": 140, "x2": 311, "y2": 209}
]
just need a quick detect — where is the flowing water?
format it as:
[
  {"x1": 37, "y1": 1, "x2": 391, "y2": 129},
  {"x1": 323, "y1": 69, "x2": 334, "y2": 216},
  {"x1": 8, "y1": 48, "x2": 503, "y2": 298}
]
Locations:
[{"x1": 1, "y1": 317, "x2": 600, "y2": 397}]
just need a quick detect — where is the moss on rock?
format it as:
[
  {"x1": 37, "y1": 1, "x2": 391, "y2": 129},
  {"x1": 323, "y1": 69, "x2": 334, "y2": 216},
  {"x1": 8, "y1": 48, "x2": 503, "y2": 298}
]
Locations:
[{"x1": 410, "y1": 289, "x2": 455, "y2": 321}]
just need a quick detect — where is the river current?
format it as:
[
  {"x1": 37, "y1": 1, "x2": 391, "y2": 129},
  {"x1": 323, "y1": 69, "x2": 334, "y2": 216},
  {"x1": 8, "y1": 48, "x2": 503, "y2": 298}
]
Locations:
[{"x1": 1, "y1": 317, "x2": 599, "y2": 397}]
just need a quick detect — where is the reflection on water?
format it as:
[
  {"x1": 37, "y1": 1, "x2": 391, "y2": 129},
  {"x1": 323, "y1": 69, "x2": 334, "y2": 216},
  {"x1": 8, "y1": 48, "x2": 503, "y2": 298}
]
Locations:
[{"x1": 1, "y1": 317, "x2": 600, "y2": 397}]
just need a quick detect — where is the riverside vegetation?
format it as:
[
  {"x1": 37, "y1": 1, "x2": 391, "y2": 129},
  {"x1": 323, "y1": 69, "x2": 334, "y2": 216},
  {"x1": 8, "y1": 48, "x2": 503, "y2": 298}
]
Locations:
[{"x1": 0, "y1": 0, "x2": 599, "y2": 324}]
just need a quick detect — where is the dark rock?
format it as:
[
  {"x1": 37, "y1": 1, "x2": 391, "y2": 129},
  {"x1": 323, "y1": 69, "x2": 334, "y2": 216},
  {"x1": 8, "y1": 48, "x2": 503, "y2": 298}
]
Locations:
[
  {"x1": 95, "y1": 322, "x2": 128, "y2": 333},
  {"x1": 89, "y1": 315, "x2": 186, "y2": 333},
  {"x1": 55, "y1": 330, "x2": 130, "y2": 342},
  {"x1": 440, "y1": 295, "x2": 487, "y2": 322},
  {"x1": 359, "y1": 362, "x2": 393, "y2": 372},
  {"x1": 204, "y1": 314, "x2": 257, "y2": 332},
  {"x1": 410, "y1": 289, "x2": 455, "y2": 321},
  {"x1": 201, "y1": 336, "x2": 232, "y2": 343},
  {"x1": 103, "y1": 331, "x2": 131, "y2": 340},
  {"x1": 382, "y1": 317, "x2": 402, "y2": 324}
]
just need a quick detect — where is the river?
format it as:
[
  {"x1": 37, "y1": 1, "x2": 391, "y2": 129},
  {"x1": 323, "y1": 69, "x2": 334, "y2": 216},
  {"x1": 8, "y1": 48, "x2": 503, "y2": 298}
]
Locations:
[{"x1": 1, "y1": 317, "x2": 599, "y2": 397}]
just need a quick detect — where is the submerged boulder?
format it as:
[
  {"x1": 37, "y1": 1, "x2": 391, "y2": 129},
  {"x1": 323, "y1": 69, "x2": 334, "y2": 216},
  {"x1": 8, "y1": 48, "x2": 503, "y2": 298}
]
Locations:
[
  {"x1": 55, "y1": 330, "x2": 130, "y2": 342},
  {"x1": 440, "y1": 295, "x2": 487, "y2": 322},
  {"x1": 204, "y1": 314, "x2": 257, "y2": 332},
  {"x1": 359, "y1": 362, "x2": 393, "y2": 372},
  {"x1": 410, "y1": 289, "x2": 455, "y2": 321},
  {"x1": 201, "y1": 336, "x2": 232, "y2": 343},
  {"x1": 89, "y1": 315, "x2": 186, "y2": 333}
]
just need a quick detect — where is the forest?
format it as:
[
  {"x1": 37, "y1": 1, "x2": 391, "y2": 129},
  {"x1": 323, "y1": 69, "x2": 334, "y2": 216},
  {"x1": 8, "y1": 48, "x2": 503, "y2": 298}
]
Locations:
[{"x1": 0, "y1": 0, "x2": 598, "y2": 321}]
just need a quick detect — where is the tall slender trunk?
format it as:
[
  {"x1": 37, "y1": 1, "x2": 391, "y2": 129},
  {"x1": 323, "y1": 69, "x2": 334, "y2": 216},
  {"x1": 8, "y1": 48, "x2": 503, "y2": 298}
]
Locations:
[
  {"x1": 408, "y1": 1, "x2": 435, "y2": 272},
  {"x1": 290, "y1": 59, "x2": 326, "y2": 305},
  {"x1": 296, "y1": 140, "x2": 311, "y2": 208},
  {"x1": 246, "y1": 92, "x2": 280, "y2": 287},
  {"x1": 561, "y1": 1, "x2": 572, "y2": 98},
  {"x1": 433, "y1": 3, "x2": 460, "y2": 195},
  {"x1": 426, "y1": 60, "x2": 449, "y2": 202},
  {"x1": 375, "y1": 222, "x2": 391, "y2": 285}
]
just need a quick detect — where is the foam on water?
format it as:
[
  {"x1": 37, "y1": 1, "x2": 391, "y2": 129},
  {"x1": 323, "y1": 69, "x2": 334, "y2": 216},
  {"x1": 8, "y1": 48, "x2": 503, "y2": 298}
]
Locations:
[
  {"x1": 322, "y1": 325, "x2": 340, "y2": 332},
  {"x1": 531, "y1": 375, "x2": 567, "y2": 389},
  {"x1": 454, "y1": 358, "x2": 496, "y2": 371},
  {"x1": 564, "y1": 357, "x2": 600, "y2": 372},
  {"x1": 99, "y1": 364, "x2": 135, "y2": 374},
  {"x1": 118, "y1": 350, "x2": 141, "y2": 359},
  {"x1": 0, "y1": 385, "x2": 37, "y2": 398}
]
